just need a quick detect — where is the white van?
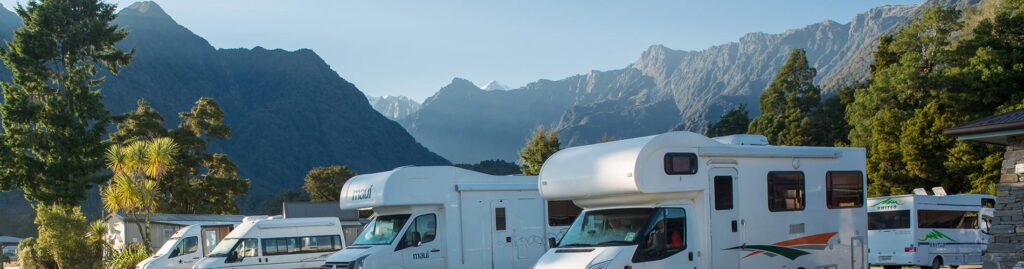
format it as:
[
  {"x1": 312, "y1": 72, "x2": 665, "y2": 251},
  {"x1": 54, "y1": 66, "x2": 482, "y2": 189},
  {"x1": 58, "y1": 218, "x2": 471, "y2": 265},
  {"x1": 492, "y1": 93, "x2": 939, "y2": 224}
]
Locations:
[
  {"x1": 867, "y1": 191, "x2": 995, "y2": 269},
  {"x1": 137, "y1": 223, "x2": 237, "y2": 269},
  {"x1": 533, "y1": 132, "x2": 869, "y2": 269},
  {"x1": 321, "y1": 166, "x2": 577, "y2": 269},
  {"x1": 193, "y1": 217, "x2": 346, "y2": 269}
]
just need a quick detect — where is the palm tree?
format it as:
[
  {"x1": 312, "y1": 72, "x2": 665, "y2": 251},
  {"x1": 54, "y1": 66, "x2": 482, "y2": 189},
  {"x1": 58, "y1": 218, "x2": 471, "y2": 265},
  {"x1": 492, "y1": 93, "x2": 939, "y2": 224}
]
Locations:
[{"x1": 101, "y1": 137, "x2": 178, "y2": 250}]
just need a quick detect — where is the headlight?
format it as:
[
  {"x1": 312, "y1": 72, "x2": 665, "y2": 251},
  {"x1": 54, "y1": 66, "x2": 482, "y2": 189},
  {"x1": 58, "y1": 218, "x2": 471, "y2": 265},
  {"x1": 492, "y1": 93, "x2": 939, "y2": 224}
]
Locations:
[
  {"x1": 587, "y1": 260, "x2": 611, "y2": 269},
  {"x1": 351, "y1": 254, "x2": 370, "y2": 269}
]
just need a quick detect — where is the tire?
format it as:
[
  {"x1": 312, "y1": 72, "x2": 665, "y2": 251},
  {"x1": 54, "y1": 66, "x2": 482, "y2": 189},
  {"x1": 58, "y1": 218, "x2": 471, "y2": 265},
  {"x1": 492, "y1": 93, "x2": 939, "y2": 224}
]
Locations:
[
  {"x1": 882, "y1": 266, "x2": 901, "y2": 269},
  {"x1": 921, "y1": 256, "x2": 943, "y2": 269}
]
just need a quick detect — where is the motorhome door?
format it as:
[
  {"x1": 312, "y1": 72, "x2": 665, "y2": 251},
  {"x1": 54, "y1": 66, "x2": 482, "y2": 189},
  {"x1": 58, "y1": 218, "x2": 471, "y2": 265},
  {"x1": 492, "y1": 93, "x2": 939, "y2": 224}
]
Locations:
[
  {"x1": 491, "y1": 199, "x2": 514, "y2": 269},
  {"x1": 710, "y1": 167, "x2": 740, "y2": 269}
]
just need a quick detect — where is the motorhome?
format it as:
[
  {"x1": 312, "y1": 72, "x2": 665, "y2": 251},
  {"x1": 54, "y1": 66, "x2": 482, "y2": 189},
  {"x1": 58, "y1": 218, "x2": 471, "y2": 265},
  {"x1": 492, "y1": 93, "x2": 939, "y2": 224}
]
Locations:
[
  {"x1": 867, "y1": 190, "x2": 995, "y2": 269},
  {"x1": 193, "y1": 217, "x2": 346, "y2": 269},
  {"x1": 137, "y1": 223, "x2": 239, "y2": 269},
  {"x1": 532, "y1": 131, "x2": 869, "y2": 269},
  {"x1": 321, "y1": 166, "x2": 578, "y2": 269}
]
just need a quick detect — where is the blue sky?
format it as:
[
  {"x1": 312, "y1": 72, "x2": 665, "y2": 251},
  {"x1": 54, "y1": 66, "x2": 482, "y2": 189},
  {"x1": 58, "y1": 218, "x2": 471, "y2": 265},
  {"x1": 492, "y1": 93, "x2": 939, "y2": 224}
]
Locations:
[{"x1": 5, "y1": 0, "x2": 925, "y2": 101}]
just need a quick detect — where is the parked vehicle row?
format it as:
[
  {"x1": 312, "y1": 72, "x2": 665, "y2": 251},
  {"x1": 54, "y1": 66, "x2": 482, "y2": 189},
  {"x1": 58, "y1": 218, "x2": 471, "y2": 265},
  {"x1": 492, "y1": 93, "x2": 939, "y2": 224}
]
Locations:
[{"x1": 137, "y1": 131, "x2": 994, "y2": 269}]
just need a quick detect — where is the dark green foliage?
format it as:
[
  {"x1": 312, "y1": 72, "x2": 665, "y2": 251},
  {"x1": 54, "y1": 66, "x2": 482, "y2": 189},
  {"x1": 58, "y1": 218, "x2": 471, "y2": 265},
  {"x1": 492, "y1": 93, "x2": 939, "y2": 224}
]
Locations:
[
  {"x1": 303, "y1": 165, "x2": 356, "y2": 202},
  {"x1": 26, "y1": 205, "x2": 103, "y2": 269},
  {"x1": 110, "y1": 98, "x2": 250, "y2": 214},
  {"x1": 455, "y1": 159, "x2": 522, "y2": 175},
  {"x1": 817, "y1": 84, "x2": 859, "y2": 146},
  {"x1": 749, "y1": 48, "x2": 822, "y2": 146},
  {"x1": 706, "y1": 104, "x2": 751, "y2": 137},
  {"x1": 848, "y1": 3, "x2": 1024, "y2": 196},
  {"x1": 519, "y1": 126, "x2": 561, "y2": 176},
  {"x1": 0, "y1": 0, "x2": 132, "y2": 205}
]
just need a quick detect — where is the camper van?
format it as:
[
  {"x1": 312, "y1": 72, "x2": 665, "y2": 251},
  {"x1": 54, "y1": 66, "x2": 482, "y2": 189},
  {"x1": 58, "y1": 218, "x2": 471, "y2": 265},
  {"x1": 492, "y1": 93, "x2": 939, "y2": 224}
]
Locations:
[
  {"x1": 193, "y1": 217, "x2": 346, "y2": 269},
  {"x1": 136, "y1": 223, "x2": 238, "y2": 269},
  {"x1": 532, "y1": 132, "x2": 869, "y2": 269},
  {"x1": 867, "y1": 191, "x2": 995, "y2": 269},
  {"x1": 321, "y1": 166, "x2": 577, "y2": 269}
]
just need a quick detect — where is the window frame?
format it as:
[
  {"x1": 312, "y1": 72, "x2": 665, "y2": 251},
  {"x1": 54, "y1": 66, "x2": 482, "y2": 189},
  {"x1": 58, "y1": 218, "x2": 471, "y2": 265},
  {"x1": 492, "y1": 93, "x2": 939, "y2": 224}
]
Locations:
[
  {"x1": 917, "y1": 210, "x2": 980, "y2": 229},
  {"x1": 767, "y1": 171, "x2": 806, "y2": 212},
  {"x1": 261, "y1": 235, "x2": 343, "y2": 256},
  {"x1": 169, "y1": 236, "x2": 199, "y2": 258},
  {"x1": 396, "y1": 213, "x2": 438, "y2": 251},
  {"x1": 826, "y1": 171, "x2": 865, "y2": 209},
  {"x1": 713, "y1": 176, "x2": 734, "y2": 211},
  {"x1": 632, "y1": 207, "x2": 687, "y2": 263},
  {"x1": 663, "y1": 153, "x2": 698, "y2": 175}
]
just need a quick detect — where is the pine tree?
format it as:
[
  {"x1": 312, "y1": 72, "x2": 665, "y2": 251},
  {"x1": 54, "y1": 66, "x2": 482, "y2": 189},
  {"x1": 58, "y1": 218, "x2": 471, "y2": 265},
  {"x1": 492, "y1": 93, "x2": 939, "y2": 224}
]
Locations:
[
  {"x1": 519, "y1": 126, "x2": 560, "y2": 176},
  {"x1": 706, "y1": 104, "x2": 751, "y2": 137},
  {"x1": 0, "y1": 0, "x2": 133, "y2": 205},
  {"x1": 748, "y1": 48, "x2": 822, "y2": 146}
]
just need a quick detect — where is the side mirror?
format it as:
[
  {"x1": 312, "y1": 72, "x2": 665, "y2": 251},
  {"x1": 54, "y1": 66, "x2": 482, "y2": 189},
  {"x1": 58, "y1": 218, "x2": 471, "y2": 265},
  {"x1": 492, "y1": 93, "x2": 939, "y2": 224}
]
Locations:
[
  {"x1": 548, "y1": 237, "x2": 557, "y2": 248},
  {"x1": 411, "y1": 232, "x2": 422, "y2": 246}
]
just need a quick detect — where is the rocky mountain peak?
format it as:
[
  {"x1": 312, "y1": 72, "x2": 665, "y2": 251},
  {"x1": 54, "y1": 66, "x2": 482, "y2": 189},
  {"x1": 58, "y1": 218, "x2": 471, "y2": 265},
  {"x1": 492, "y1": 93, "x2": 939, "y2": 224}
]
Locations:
[
  {"x1": 481, "y1": 80, "x2": 509, "y2": 91},
  {"x1": 120, "y1": 1, "x2": 173, "y2": 20}
]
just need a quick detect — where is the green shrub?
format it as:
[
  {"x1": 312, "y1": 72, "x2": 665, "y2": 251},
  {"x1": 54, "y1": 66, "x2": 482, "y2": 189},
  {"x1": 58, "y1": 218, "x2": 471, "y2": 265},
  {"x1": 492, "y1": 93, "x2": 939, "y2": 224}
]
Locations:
[
  {"x1": 15, "y1": 237, "x2": 53, "y2": 269},
  {"x1": 106, "y1": 243, "x2": 151, "y2": 269}
]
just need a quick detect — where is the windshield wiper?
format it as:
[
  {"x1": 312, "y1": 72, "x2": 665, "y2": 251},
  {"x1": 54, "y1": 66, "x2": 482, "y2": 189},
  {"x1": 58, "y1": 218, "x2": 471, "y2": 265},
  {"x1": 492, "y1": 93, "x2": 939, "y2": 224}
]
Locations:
[
  {"x1": 595, "y1": 240, "x2": 633, "y2": 246},
  {"x1": 558, "y1": 243, "x2": 595, "y2": 248}
]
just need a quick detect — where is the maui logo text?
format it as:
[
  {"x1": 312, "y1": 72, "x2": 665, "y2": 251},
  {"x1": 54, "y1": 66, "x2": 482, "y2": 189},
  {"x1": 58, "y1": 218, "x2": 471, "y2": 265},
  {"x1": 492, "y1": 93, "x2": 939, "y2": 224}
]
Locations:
[{"x1": 349, "y1": 185, "x2": 373, "y2": 201}]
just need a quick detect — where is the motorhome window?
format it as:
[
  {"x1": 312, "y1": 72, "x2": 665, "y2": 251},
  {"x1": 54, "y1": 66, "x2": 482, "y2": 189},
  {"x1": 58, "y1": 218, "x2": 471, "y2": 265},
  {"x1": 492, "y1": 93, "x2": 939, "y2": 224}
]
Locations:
[
  {"x1": 557, "y1": 208, "x2": 655, "y2": 248},
  {"x1": 664, "y1": 153, "x2": 698, "y2": 175},
  {"x1": 315, "y1": 235, "x2": 333, "y2": 250},
  {"x1": 352, "y1": 214, "x2": 411, "y2": 246},
  {"x1": 216, "y1": 238, "x2": 259, "y2": 262},
  {"x1": 767, "y1": 171, "x2": 805, "y2": 212},
  {"x1": 397, "y1": 214, "x2": 437, "y2": 250},
  {"x1": 918, "y1": 210, "x2": 979, "y2": 229},
  {"x1": 714, "y1": 176, "x2": 734, "y2": 210},
  {"x1": 547, "y1": 200, "x2": 583, "y2": 226},
  {"x1": 826, "y1": 171, "x2": 864, "y2": 209},
  {"x1": 170, "y1": 236, "x2": 198, "y2": 258},
  {"x1": 868, "y1": 210, "x2": 910, "y2": 230},
  {"x1": 331, "y1": 235, "x2": 343, "y2": 250},
  {"x1": 982, "y1": 198, "x2": 996, "y2": 208},
  {"x1": 495, "y1": 207, "x2": 507, "y2": 230},
  {"x1": 634, "y1": 208, "x2": 686, "y2": 262},
  {"x1": 263, "y1": 235, "x2": 344, "y2": 256},
  {"x1": 342, "y1": 225, "x2": 362, "y2": 246}
]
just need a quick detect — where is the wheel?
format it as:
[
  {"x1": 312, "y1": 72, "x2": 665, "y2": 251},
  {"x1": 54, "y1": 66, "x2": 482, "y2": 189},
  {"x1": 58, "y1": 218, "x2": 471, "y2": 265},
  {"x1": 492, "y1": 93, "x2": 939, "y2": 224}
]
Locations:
[
  {"x1": 921, "y1": 256, "x2": 943, "y2": 269},
  {"x1": 882, "y1": 266, "x2": 901, "y2": 269}
]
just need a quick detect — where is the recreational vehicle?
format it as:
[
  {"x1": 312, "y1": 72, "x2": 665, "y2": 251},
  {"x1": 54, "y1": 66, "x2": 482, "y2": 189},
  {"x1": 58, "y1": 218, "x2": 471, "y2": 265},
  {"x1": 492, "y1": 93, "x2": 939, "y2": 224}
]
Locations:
[
  {"x1": 321, "y1": 166, "x2": 577, "y2": 269},
  {"x1": 193, "y1": 217, "x2": 346, "y2": 269},
  {"x1": 867, "y1": 191, "x2": 995, "y2": 269},
  {"x1": 137, "y1": 223, "x2": 238, "y2": 269},
  {"x1": 532, "y1": 132, "x2": 869, "y2": 269}
]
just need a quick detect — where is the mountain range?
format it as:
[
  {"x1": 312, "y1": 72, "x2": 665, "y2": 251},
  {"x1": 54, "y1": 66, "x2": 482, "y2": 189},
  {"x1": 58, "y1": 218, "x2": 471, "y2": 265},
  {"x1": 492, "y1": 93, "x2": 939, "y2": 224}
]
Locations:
[
  {"x1": 0, "y1": 1, "x2": 449, "y2": 236},
  {"x1": 401, "y1": 0, "x2": 976, "y2": 163},
  {"x1": 368, "y1": 95, "x2": 421, "y2": 120}
]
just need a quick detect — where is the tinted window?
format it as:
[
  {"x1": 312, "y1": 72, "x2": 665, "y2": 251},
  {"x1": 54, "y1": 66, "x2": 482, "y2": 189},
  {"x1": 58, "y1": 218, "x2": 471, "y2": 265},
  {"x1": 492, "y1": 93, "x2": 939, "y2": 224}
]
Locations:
[
  {"x1": 767, "y1": 172, "x2": 805, "y2": 212},
  {"x1": 827, "y1": 171, "x2": 864, "y2": 209},
  {"x1": 664, "y1": 153, "x2": 698, "y2": 175},
  {"x1": 170, "y1": 236, "x2": 199, "y2": 258},
  {"x1": 869, "y1": 210, "x2": 911, "y2": 230},
  {"x1": 262, "y1": 235, "x2": 344, "y2": 256},
  {"x1": 918, "y1": 210, "x2": 979, "y2": 229},
  {"x1": 714, "y1": 176, "x2": 734, "y2": 210},
  {"x1": 398, "y1": 214, "x2": 438, "y2": 250},
  {"x1": 634, "y1": 208, "x2": 686, "y2": 263},
  {"x1": 547, "y1": 200, "x2": 583, "y2": 226},
  {"x1": 495, "y1": 208, "x2": 506, "y2": 231}
]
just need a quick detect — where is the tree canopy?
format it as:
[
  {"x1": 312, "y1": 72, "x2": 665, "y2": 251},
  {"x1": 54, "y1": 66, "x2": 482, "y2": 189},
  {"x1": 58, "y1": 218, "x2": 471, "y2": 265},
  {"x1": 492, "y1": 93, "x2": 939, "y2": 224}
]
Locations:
[
  {"x1": 706, "y1": 104, "x2": 751, "y2": 137},
  {"x1": 303, "y1": 165, "x2": 357, "y2": 202},
  {"x1": 0, "y1": 0, "x2": 132, "y2": 205},
  {"x1": 519, "y1": 126, "x2": 560, "y2": 176},
  {"x1": 748, "y1": 48, "x2": 823, "y2": 146}
]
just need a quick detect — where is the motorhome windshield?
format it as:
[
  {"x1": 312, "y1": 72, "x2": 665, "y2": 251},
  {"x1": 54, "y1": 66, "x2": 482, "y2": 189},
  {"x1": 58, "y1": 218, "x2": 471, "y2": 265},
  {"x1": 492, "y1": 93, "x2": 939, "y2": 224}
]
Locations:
[
  {"x1": 868, "y1": 210, "x2": 911, "y2": 230},
  {"x1": 557, "y1": 208, "x2": 655, "y2": 247},
  {"x1": 352, "y1": 214, "x2": 411, "y2": 246}
]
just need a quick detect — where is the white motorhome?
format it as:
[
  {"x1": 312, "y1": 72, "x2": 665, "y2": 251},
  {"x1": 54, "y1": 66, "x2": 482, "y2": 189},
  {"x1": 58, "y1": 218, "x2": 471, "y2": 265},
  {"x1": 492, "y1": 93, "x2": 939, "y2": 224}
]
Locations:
[
  {"x1": 193, "y1": 217, "x2": 346, "y2": 269},
  {"x1": 533, "y1": 132, "x2": 869, "y2": 269},
  {"x1": 137, "y1": 223, "x2": 238, "y2": 269},
  {"x1": 867, "y1": 191, "x2": 996, "y2": 269},
  {"x1": 322, "y1": 166, "x2": 577, "y2": 269}
]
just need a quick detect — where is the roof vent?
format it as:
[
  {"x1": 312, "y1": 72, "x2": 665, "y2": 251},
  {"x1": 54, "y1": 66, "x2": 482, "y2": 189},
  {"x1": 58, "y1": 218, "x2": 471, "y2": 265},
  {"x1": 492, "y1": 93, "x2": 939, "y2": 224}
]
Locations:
[
  {"x1": 713, "y1": 134, "x2": 769, "y2": 145},
  {"x1": 913, "y1": 188, "x2": 929, "y2": 195},
  {"x1": 931, "y1": 187, "x2": 947, "y2": 196}
]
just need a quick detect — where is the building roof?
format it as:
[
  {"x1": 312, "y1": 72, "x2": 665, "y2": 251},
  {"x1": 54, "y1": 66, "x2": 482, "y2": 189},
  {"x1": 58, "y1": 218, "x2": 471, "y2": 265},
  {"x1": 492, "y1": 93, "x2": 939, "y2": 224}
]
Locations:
[
  {"x1": 107, "y1": 212, "x2": 246, "y2": 226},
  {"x1": 944, "y1": 108, "x2": 1024, "y2": 144},
  {"x1": 0, "y1": 236, "x2": 21, "y2": 244},
  {"x1": 282, "y1": 202, "x2": 361, "y2": 221}
]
